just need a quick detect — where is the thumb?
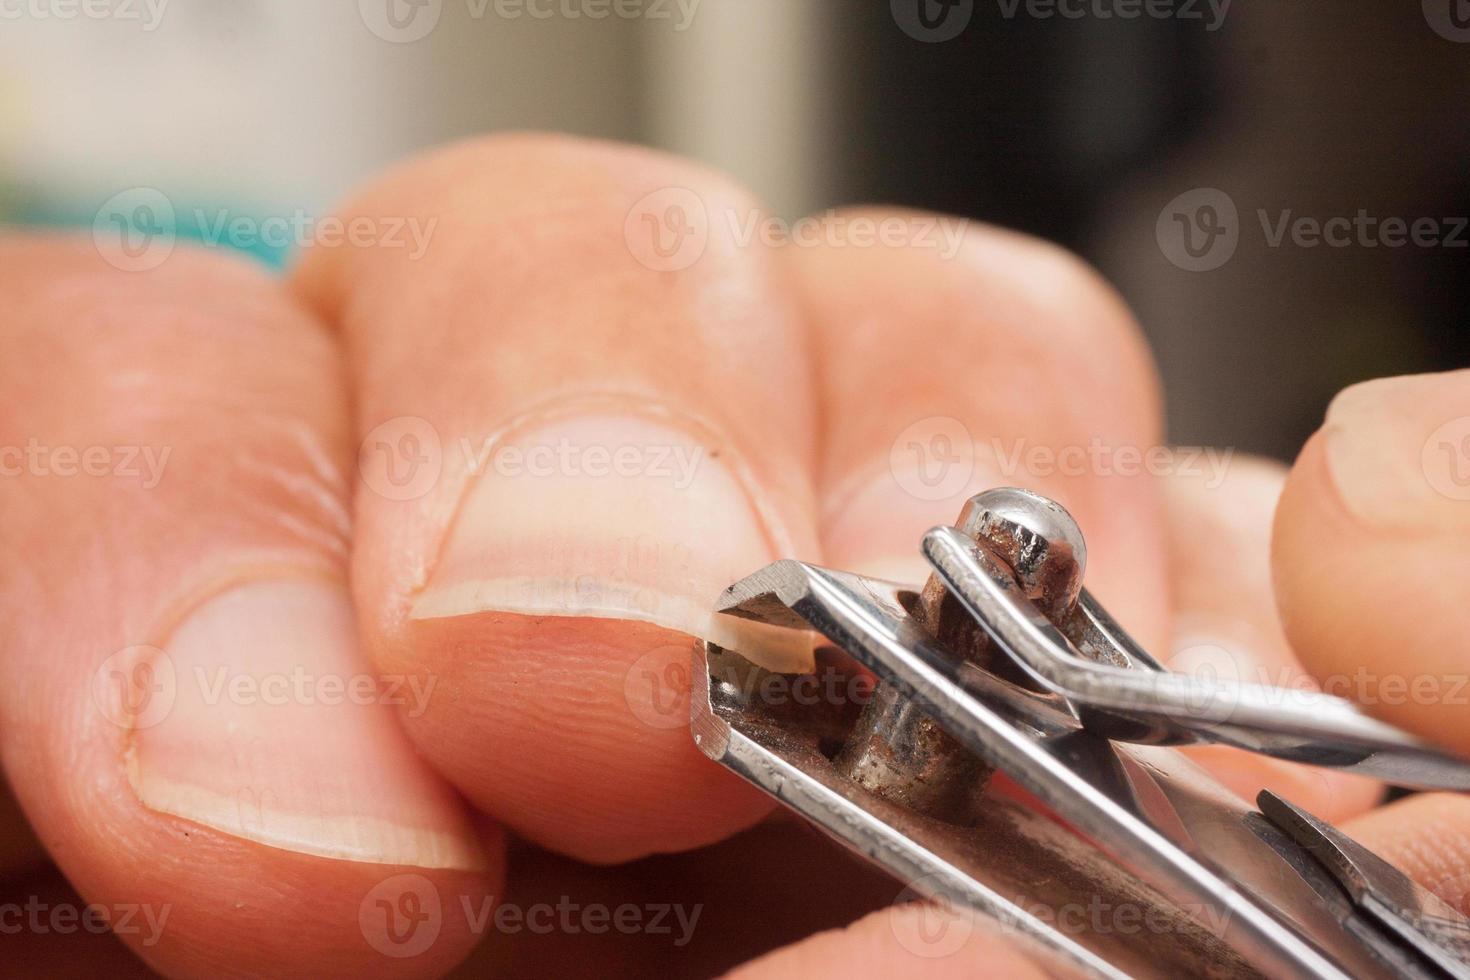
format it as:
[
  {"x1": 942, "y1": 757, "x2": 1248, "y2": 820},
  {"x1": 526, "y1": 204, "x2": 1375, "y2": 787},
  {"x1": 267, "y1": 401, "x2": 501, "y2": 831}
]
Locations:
[
  {"x1": 1273, "y1": 368, "x2": 1470, "y2": 755},
  {"x1": 1274, "y1": 369, "x2": 1470, "y2": 912},
  {"x1": 725, "y1": 904, "x2": 1048, "y2": 980}
]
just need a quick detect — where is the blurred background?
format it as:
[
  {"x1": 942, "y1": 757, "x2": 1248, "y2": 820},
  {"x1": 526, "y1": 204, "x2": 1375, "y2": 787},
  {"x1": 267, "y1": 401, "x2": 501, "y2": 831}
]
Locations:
[
  {"x1": 2, "y1": 0, "x2": 1468, "y2": 458},
  {"x1": 2, "y1": 2, "x2": 1469, "y2": 976}
]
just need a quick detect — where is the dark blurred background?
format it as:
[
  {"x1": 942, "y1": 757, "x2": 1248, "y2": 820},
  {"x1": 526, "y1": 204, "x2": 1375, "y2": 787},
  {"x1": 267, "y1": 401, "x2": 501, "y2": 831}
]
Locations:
[
  {"x1": 2, "y1": 0, "x2": 1466, "y2": 458},
  {"x1": 843, "y1": 0, "x2": 1470, "y2": 459}
]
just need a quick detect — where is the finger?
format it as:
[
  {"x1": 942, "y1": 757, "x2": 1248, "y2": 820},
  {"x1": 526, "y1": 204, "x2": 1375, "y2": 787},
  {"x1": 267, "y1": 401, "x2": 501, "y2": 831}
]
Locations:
[
  {"x1": 291, "y1": 134, "x2": 821, "y2": 863},
  {"x1": 0, "y1": 239, "x2": 493, "y2": 976},
  {"x1": 727, "y1": 905, "x2": 1047, "y2": 980},
  {"x1": 1343, "y1": 794, "x2": 1470, "y2": 915},
  {"x1": 1273, "y1": 370, "x2": 1470, "y2": 754},
  {"x1": 790, "y1": 210, "x2": 1169, "y2": 652},
  {"x1": 1161, "y1": 455, "x2": 1381, "y2": 821}
]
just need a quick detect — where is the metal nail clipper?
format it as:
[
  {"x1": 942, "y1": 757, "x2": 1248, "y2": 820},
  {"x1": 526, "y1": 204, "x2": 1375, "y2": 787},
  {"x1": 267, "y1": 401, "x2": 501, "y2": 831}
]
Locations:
[{"x1": 690, "y1": 488, "x2": 1470, "y2": 979}]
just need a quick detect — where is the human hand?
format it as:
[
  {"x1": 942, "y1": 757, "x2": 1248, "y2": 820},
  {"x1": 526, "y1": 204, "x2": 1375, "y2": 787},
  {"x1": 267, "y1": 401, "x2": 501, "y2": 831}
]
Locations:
[{"x1": 1, "y1": 134, "x2": 1466, "y2": 978}]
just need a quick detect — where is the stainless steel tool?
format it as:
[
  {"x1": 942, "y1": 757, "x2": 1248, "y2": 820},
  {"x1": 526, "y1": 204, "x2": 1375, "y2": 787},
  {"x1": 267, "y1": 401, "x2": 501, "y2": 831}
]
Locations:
[{"x1": 691, "y1": 488, "x2": 1470, "y2": 979}]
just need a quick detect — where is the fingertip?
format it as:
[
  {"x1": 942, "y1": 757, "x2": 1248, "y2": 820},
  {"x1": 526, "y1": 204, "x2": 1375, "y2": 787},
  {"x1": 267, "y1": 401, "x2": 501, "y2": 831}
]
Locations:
[
  {"x1": 391, "y1": 613, "x2": 774, "y2": 864},
  {"x1": 727, "y1": 904, "x2": 1048, "y2": 980},
  {"x1": 1274, "y1": 372, "x2": 1470, "y2": 756},
  {"x1": 1343, "y1": 793, "x2": 1470, "y2": 915}
]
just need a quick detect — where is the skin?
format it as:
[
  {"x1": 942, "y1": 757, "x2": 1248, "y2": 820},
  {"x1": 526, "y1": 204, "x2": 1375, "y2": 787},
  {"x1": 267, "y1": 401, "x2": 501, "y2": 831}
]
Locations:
[{"x1": 0, "y1": 133, "x2": 1466, "y2": 976}]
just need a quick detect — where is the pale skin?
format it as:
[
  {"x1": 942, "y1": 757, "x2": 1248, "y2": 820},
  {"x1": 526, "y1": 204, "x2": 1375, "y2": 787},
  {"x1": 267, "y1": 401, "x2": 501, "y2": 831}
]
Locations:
[{"x1": 1, "y1": 133, "x2": 1468, "y2": 977}]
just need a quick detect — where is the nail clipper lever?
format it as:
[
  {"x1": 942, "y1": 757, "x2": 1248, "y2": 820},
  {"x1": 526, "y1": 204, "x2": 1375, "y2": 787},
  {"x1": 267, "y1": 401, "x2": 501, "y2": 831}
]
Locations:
[{"x1": 691, "y1": 488, "x2": 1470, "y2": 979}]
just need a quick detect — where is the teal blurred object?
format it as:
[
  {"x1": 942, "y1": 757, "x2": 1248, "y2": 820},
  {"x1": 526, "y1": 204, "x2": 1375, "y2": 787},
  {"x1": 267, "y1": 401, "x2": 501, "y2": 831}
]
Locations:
[{"x1": 8, "y1": 200, "x2": 293, "y2": 271}]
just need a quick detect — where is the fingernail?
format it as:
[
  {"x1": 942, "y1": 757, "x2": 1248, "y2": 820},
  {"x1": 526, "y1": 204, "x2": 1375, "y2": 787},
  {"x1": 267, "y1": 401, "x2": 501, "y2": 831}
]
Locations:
[
  {"x1": 127, "y1": 579, "x2": 483, "y2": 869},
  {"x1": 1322, "y1": 370, "x2": 1470, "y2": 534},
  {"x1": 410, "y1": 414, "x2": 803, "y2": 667}
]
